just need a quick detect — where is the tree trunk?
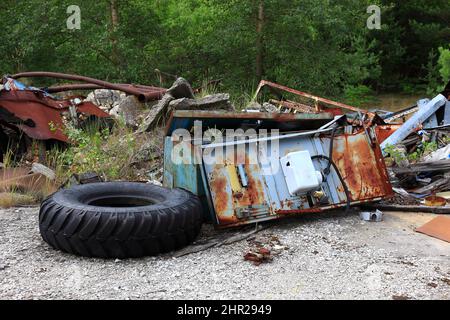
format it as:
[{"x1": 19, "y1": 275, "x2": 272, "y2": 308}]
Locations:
[
  {"x1": 255, "y1": 0, "x2": 265, "y2": 81},
  {"x1": 109, "y1": 0, "x2": 119, "y2": 67}
]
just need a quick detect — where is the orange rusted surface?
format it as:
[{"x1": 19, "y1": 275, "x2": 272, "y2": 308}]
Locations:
[
  {"x1": 210, "y1": 174, "x2": 229, "y2": 217},
  {"x1": 200, "y1": 126, "x2": 392, "y2": 228},
  {"x1": 209, "y1": 156, "x2": 269, "y2": 225},
  {"x1": 234, "y1": 164, "x2": 264, "y2": 206},
  {"x1": 332, "y1": 132, "x2": 393, "y2": 201},
  {"x1": 375, "y1": 125, "x2": 401, "y2": 143}
]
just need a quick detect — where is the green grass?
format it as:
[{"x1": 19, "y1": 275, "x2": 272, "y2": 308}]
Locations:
[{"x1": 46, "y1": 119, "x2": 163, "y2": 186}]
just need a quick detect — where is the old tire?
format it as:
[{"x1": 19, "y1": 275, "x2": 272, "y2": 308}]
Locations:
[{"x1": 39, "y1": 182, "x2": 203, "y2": 258}]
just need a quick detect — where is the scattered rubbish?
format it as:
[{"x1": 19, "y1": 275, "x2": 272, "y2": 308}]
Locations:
[
  {"x1": 10, "y1": 71, "x2": 166, "y2": 102},
  {"x1": 436, "y1": 191, "x2": 450, "y2": 200},
  {"x1": 423, "y1": 144, "x2": 450, "y2": 162},
  {"x1": 68, "y1": 172, "x2": 103, "y2": 186},
  {"x1": 371, "y1": 88, "x2": 450, "y2": 212},
  {"x1": 244, "y1": 233, "x2": 287, "y2": 266},
  {"x1": 148, "y1": 180, "x2": 163, "y2": 186},
  {"x1": 359, "y1": 209, "x2": 383, "y2": 222},
  {"x1": 415, "y1": 216, "x2": 450, "y2": 243},
  {"x1": 3, "y1": 69, "x2": 449, "y2": 235},
  {"x1": 382, "y1": 105, "x2": 419, "y2": 123},
  {"x1": 253, "y1": 80, "x2": 373, "y2": 118},
  {"x1": 243, "y1": 250, "x2": 272, "y2": 266},
  {"x1": 390, "y1": 160, "x2": 450, "y2": 175}
]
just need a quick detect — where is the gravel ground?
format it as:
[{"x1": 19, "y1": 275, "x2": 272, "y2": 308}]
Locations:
[{"x1": 0, "y1": 206, "x2": 449, "y2": 300}]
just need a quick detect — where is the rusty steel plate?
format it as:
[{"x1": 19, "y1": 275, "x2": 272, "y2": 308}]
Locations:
[
  {"x1": 0, "y1": 90, "x2": 109, "y2": 141},
  {"x1": 416, "y1": 216, "x2": 450, "y2": 243}
]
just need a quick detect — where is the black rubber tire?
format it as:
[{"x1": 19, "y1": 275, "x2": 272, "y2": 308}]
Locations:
[{"x1": 39, "y1": 182, "x2": 203, "y2": 259}]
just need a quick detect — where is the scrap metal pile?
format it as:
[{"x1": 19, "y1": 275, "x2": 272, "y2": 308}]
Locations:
[
  {"x1": 0, "y1": 72, "x2": 166, "y2": 158},
  {"x1": 0, "y1": 72, "x2": 166, "y2": 196},
  {"x1": 162, "y1": 80, "x2": 396, "y2": 228},
  {"x1": 372, "y1": 83, "x2": 450, "y2": 213},
  {"x1": 245, "y1": 80, "x2": 450, "y2": 215},
  {"x1": 1, "y1": 71, "x2": 449, "y2": 223}
]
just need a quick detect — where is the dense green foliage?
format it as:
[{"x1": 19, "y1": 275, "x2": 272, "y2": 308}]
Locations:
[{"x1": 0, "y1": 0, "x2": 449, "y2": 100}]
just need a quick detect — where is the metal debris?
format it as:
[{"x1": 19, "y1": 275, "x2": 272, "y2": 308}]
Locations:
[
  {"x1": 11, "y1": 71, "x2": 166, "y2": 102},
  {"x1": 380, "y1": 95, "x2": 447, "y2": 154},
  {"x1": 424, "y1": 195, "x2": 447, "y2": 207},
  {"x1": 243, "y1": 233, "x2": 287, "y2": 266},
  {"x1": 416, "y1": 216, "x2": 450, "y2": 243},
  {"x1": 0, "y1": 77, "x2": 109, "y2": 142},
  {"x1": 359, "y1": 209, "x2": 383, "y2": 222},
  {"x1": 164, "y1": 105, "x2": 392, "y2": 228}
]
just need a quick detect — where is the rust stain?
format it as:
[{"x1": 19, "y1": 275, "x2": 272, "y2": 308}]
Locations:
[
  {"x1": 234, "y1": 161, "x2": 265, "y2": 207},
  {"x1": 375, "y1": 125, "x2": 401, "y2": 143},
  {"x1": 333, "y1": 134, "x2": 389, "y2": 201},
  {"x1": 210, "y1": 174, "x2": 229, "y2": 216}
]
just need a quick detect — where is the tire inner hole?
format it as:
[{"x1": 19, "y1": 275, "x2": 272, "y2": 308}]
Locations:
[{"x1": 88, "y1": 196, "x2": 155, "y2": 208}]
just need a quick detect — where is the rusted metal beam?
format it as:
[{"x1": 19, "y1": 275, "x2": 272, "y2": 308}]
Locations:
[
  {"x1": 44, "y1": 83, "x2": 164, "y2": 94},
  {"x1": 255, "y1": 80, "x2": 374, "y2": 116},
  {"x1": 11, "y1": 71, "x2": 166, "y2": 102}
]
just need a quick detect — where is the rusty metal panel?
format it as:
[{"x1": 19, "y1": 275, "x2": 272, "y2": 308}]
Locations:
[
  {"x1": 0, "y1": 90, "x2": 109, "y2": 142},
  {"x1": 416, "y1": 216, "x2": 450, "y2": 243},
  {"x1": 332, "y1": 130, "x2": 393, "y2": 202},
  {"x1": 163, "y1": 110, "x2": 393, "y2": 228},
  {"x1": 206, "y1": 147, "x2": 272, "y2": 226},
  {"x1": 200, "y1": 129, "x2": 392, "y2": 228},
  {"x1": 375, "y1": 124, "x2": 401, "y2": 143}
]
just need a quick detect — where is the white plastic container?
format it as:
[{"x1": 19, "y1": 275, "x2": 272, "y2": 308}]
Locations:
[{"x1": 280, "y1": 150, "x2": 323, "y2": 195}]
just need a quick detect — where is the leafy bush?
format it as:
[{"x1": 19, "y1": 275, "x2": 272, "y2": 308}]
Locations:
[
  {"x1": 343, "y1": 85, "x2": 377, "y2": 107},
  {"x1": 438, "y1": 46, "x2": 450, "y2": 83}
]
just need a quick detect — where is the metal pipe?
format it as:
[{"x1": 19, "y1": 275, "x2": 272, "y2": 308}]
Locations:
[
  {"x1": 11, "y1": 71, "x2": 165, "y2": 102},
  {"x1": 380, "y1": 94, "x2": 447, "y2": 154},
  {"x1": 44, "y1": 83, "x2": 165, "y2": 94},
  {"x1": 255, "y1": 80, "x2": 374, "y2": 116}
]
